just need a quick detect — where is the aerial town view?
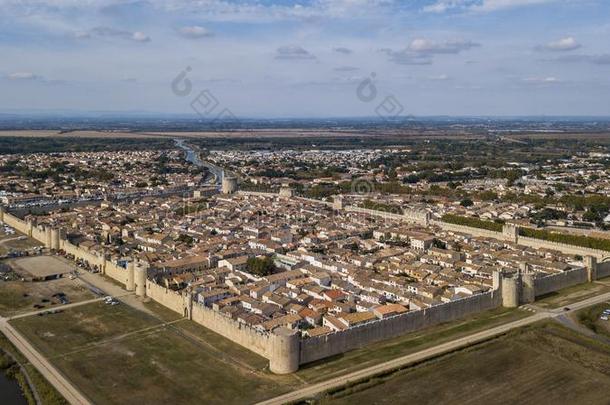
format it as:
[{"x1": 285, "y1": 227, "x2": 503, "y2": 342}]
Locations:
[{"x1": 2, "y1": 1, "x2": 610, "y2": 405}]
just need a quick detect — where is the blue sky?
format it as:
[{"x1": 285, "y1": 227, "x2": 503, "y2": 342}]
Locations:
[{"x1": 1, "y1": 0, "x2": 610, "y2": 117}]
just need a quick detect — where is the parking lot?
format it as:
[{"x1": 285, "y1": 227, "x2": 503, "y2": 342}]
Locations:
[{"x1": 0, "y1": 257, "x2": 97, "y2": 317}]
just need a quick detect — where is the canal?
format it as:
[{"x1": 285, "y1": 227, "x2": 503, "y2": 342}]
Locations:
[
  {"x1": 174, "y1": 138, "x2": 223, "y2": 186},
  {"x1": 0, "y1": 371, "x2": 27, "y2": 405}
]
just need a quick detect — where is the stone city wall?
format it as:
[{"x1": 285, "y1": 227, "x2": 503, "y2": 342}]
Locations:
[
  {"x1": 597, "y1": 261, "x2": 610, "y2": 279},
  {"x1": 432, "y1": 221, "x2": 504, "y2": 239},
  {"x1": 345, "y1": 206, "x2": 404, "y2": 221},
  {"x1": 300, "y1": 291, "x2": 500, "y2": 365},
  {"x1": 517, "y1": 236, "x2": 608, "y2": 260},
  {"x1": 104, "y1": 261, "x2": 129, "y2": 287},
  {"x1": 533, "y1": 268, "x2": 588, "y2": 297},
  {"x1": 190, "y1": 302, "x2": 272, "y2": 358},
  {"x1": 145, "y1": 280, "x2": 275, "y2": 360},
  {"x1": 146, "y1": 280, "x2": 186, "y2": 315},
  {"x1": 1, "y1": 212, "x2": 30, "y2": 235},
  {"x1": 237, "y1": 191, "x2": 277, "y2": 198}
]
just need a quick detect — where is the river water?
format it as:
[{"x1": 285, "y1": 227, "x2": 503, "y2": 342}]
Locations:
[
  {"x1": 0, "y1": 371, "x2": 28, "y2": 405},
  {"x1": 174, "y1": 138, "x2": 223, "y2": 185}
]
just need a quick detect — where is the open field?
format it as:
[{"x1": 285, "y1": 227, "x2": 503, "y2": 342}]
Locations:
[
  {"x1": 296, "y1": 307, "x2": 531, "y2": 383},
  {"x1": 0, "y1": 232, "x2": 42, "y2": 256},
  {"x1": 577, "y1": 300, "x2": 610, "y2": 339},
  {"x1": 536, "y1": 280, "x2": 610, "y2": 309},
  {"x1": 319, "y1": 321, "x2": 610, "y2": 405},
  {"x1": 5, "y1": 129, "x2": 610, "y2": 141},
  {"x1": 10, "y1": 302, "x2": 164, "y2": 357},
  {"x1": 10, "y1": 255, "x2": 76, "y2": 278},
  {"x1": 0, "y1": 130, "x2": 164, "y2": 139},
  {"x1": 10, "y1": 302, "x2": 300, "y2": 405},
  {"x1": 0, "y1": 277, "x2": 96, "y2": 317}
]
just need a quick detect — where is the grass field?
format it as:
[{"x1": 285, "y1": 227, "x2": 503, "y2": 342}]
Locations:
[
  {"x1": 0, "y1": 234, "x2": 42, "y2": 256},
  {"x1": 577, "y1": 301, "x2": 610, "y2": 339},
  {"x1": 319, "y1": 321, "x2": 610, "y2": 405},
  {"x1": 10, "y1": 302, "x2": 301, "y2": 405},
  {"x1": 296, "y1": 307, "x2": 530, "y2": 383},
  {"x1": 0, "y1": 278, "x2": 96, "y2": 317},
  {"x1": 535, "y1": 280, "x2": 610, "y2": 309}
]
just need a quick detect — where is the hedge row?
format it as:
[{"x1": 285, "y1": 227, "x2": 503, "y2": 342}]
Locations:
[
  {"x1": 441, "y1": 214, "x2": 503, "y2": 232},
  {"x1": 519, "y1": 227, "x2": 610, "y2": 252}
]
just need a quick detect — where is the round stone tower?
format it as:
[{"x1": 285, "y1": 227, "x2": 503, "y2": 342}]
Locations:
[
  {"x1": 51, "y1": 228, "x2": 60, "y2": 251},
  {"x1": 279, "y1": 184, "x2": 294, "y2": 198},
  {"x1": 585, "y1": 256, "x2": 598, "y2": 282},
  {"x1": 134, "y1": 261, "x2": 148, "y2": 297},
  {"x1": 502, "y1": 223, "x2": 519, "y2": 244},
  {"x1": 521, "y1": 272, "x2": 536, "y2": 304},
  {"x1": 333, "y1": 195, "x2": 343, "y2": 210},
  {"x1": 222, "y1": 176, "x2": 238, "y2": 194},
  {"x1": 501, "y1": 273, "x2": 520, "y2": 308},
  {"x1": 269, "y1": 327, "x2": 300, "y2": 374},
  {"x1": 45, "y1": 226, "x2": 52, "y2": 249},
  {"x1": 126, "y1": 260, "x2": 135, "y2": 291}
]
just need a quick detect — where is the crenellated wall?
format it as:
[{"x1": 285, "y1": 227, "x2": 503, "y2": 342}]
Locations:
[
  {"x1": 533, "y1": 268, "x2": 589, "y2": 297},
  {"x1": 598, "y1": 261, "x2": 610, "y2": 279},
  {"x1": 518, "y1": 236, "x2": 608, "y2": 260},
  {"x1": 432, "y1": 221, "x2": 504, "y2": 239},
  {"x1": 300, "y1": 291, "x2": 500, "y2": 365},
  {"x1": 191, "y1": 302, "x2": 272, "y2": 358},
  {"x1": 146, "y1": 281, "x2": 186, "y2": 315},
  {"x1": 1, "y1": 213, "x2": 31, "y2": 236},
  {"x1": 3, "y1": 205, "x2": 610, "y2": 374},
  {"x1": 104, "y1": 261, "x2": 130, "y2": 287}
]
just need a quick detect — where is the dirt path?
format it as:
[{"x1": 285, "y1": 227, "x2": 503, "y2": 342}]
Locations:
[{"x1": 0, "y1": 318, "x2": 92, "y2": 405}]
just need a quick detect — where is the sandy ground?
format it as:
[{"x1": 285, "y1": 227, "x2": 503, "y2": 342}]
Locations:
[{"x1": 10, "y1": 256, "x2": 75, "y2": 278}]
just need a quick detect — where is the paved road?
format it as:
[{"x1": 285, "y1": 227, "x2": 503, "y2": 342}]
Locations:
[
  {"x1": 258, "y1": 291, "x2": 610, "y2": 405},
  {"x1": 0, "y1": 318, "x2": 93, "y2": 405}
]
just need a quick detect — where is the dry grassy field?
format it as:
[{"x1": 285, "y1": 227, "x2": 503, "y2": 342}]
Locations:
[
  {"x1": 10, "y1": 302, "x2": 301, "y2": 405},
  {"x1": 319, "y1": 321, "x2": 610, "y2": 405}
]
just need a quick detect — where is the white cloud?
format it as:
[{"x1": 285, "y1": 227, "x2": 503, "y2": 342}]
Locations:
[
  {"x1": 275, "y1": 46, "x2": 316, "y2": 60},
  {"x1": 178, "y1": 26, "x2": 213, "y2": 39},
  {"x1": 333, "y1": 47, "x2": 353, "y2": 55},
  {"x1": 379, "y1": 48, "x2": 433, "y2": 65},
  {"x1": 132, "y1": 31, "x2": 151, "y2": 42},
  {"x1": 7, "y1": 72, "x2": 40, "y2": 80},
  {"x1": 334, "y1": 66, "x2": 360, "y2": 72},
  {"x1": 423, "y1": 0, "x2": 562, "y2": 14},
  {"x1": 427, "y1": 74, "x2": 450, "y2": 80},
  {"x1": 523, "y1": 76, "x2": 561, "y2": 83},
  {"x1": 408, "y1": 38, "x2": 480, "y2": 54},
  {"x1": 536, "y1": 37, "x2": 581, "y2": 52},
  {"x1": 88, "y1": 26, "x2": 151, "y2": 42}
]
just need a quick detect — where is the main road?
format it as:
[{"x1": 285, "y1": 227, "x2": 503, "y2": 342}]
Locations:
[{"x1": 258, "y1": 291, "x2": 610, "y2": 405}]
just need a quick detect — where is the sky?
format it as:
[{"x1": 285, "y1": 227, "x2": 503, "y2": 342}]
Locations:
[{"x1": 1, "y1": 0, "x2": 610, "y2": 118}]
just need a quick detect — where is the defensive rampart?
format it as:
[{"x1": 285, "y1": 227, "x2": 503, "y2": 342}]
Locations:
[
  {"x1": 597, "y1": 261, "x2": 610, "y2": 279},
  {"x1": 533, "y1": 268, "x2": 589, "y2": 297},
  {"x1": 517, "y1": 236, "x2": 608, "y2": 260},
  {"x1": 190, "y1": 302, "x2": 271, "y2": 358},
  {"x1": 146, "y1": 281, "x2": 186, "y2": 315},
  {"x1": 432, "y1": 220, "x2": 504, "y2": 239},
  {"x1": 3, "y1": 205, "x2": 610, "y2": 374},
  {"x1": 300, "y1": 291, "x2": 500, "y2": 365}
]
